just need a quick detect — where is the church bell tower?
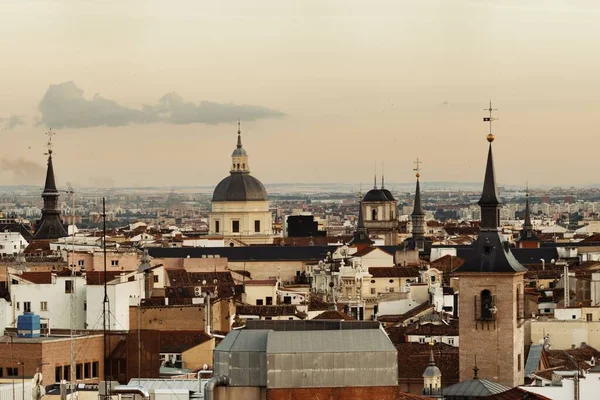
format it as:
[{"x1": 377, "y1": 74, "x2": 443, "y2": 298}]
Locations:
[{"x1": 453, "y1": 103, "x2": 526, "y2": 387}]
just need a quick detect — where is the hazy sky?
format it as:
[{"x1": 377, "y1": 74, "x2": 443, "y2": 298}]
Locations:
[{"x1": 1, "y1": 1, "x2": 600, "y2": 189}]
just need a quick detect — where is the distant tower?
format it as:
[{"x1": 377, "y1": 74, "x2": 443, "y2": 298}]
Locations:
[
  {"x1": 361, "y1": 167, "x2": 398, "y2": 245},
  {"x1": 516, "y1": 187, "x2": 540, "y2": 248},
  {"x1": 33, "y1": 130, "x2": 68, "y2": 240},
  {"x1": 453, "y1": 103, "x2": 526, "y2": 387},
  {"x1": 423, "y1": 348, "x2": 442, "y2": 397},
  {"x1": 349, "y1": 193, "x2": 374, "y2": 251},
  {"x1": 410, "y1": 158, "x2": 426, "y2": 251}
]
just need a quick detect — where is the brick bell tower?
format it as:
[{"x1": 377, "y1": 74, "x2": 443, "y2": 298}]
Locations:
[{"x1": 453, "y1": 103, "x2": 527, "y2": 387}]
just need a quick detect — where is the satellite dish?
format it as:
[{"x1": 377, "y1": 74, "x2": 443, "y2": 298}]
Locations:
[
  {"x1": 202, "y1": 364, "x2": 209, "y2": 370},
  {"x1": 202, "y1": 280, "x2": 207, "y2": 285}
]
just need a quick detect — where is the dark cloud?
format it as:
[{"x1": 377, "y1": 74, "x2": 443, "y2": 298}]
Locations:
[
  {"x1": 0, "y1": 157, "x2": 45, "y2": 184},
  {"x1": 38, "y1": 82, "x2": 284, "y2": 129},
  {"x1": 1, "y1": 115, "x2": 24, "y2": 130}
]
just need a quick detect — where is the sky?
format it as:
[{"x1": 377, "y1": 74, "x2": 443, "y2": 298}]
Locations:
[{"x1": 1, "y1": 0, "x2": 600, "y2": 189}]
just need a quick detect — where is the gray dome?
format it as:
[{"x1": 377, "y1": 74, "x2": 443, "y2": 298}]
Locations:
[
  {"x1": 212, "y1": 173, "x2": 268, "y2": 202},
  {"x1": 232, "y1": 147, "x2": 247, "y2": 156},
  {"x1": 380, "y1": 188, "x2": 396, "y2": 201},
  {"x1": 423, "y1": 365, "x2": 441, "y2": 378},
  {"x1": 363, "y1": 189, "x2": 390, "y2": 202}
]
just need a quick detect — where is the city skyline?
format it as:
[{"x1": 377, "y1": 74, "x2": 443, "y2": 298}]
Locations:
[{"x1": 2, "y1": 1, "x2": 600, "y2": 187}]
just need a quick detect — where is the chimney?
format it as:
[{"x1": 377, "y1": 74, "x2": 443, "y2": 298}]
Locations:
[
  {"x1": 120, "y1": 272, "x2": 127, "y2": 283},
  {"x1": 205, "y1": 292, "x2": 212, "y2": 336}
]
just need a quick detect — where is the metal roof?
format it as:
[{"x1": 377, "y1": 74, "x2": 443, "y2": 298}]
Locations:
[
  {"x1": 215, "y1": 329, "x2": 269, "y2": 353},
  {"x1": 443, "y1": 378, "x2": 510, "y2": 397},
  {"x1": 266, "y1": 329, "x2": 395, "y2": 354},
  {"x1": 212, "y1": 173, "x2": 268, "y2": 202},
  {"x1": 525, "y1": 344, "x2": 543, "y2": 376}
]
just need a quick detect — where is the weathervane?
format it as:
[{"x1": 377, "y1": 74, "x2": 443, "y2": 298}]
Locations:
[
  {"x1": 413, "y1": 158, "x2": 422, "y2": 178},
  {"x1": 483, "y1": 100, "x2": 498, "y2": 142},
  {"x1": 45, "y1": 129, "x2": 55, "y2": 155}
]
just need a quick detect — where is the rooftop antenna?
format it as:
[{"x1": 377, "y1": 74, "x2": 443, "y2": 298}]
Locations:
[{"x1": 483, "y1": 99, "x2": 498, "y2": 142}]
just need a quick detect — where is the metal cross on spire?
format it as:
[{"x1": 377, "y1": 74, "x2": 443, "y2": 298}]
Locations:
[
  {"x1": 483, "y1": 100, "x2": 498, "y2": 142},
  {"x1": 413, "y1": 158, "x2": 422, "y2": 178},
  {"x1": 45, "y1": 128, "x2": 55, "y2": 155}
]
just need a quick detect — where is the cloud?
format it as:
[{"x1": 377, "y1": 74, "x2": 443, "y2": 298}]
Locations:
[
  {"x1": 38, "y1": 82, "x2": 284, "y2": 129},
  {"x1": 1, "y1": 115, "x2": 24, "y2": 130},
  {"x1": 0, "y1": 157, "x2": 45, "y2": 184}
]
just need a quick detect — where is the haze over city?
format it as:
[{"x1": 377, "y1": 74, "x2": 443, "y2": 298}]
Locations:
[{"x1": 2, "y1": 0, "x2": 600, "y2": 188}]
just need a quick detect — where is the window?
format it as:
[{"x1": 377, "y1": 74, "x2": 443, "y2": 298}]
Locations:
[
  {"x1": 481, "y1": 289, "x2": 494, "y2": 320},
  {"x1": 153, "y1": 275, "x2": 159, "y2": 283},
  {"x1": 55, "y1": 366, "x2": 62, "y2": 382},
  {"x1": 76, "y1": 364, "x2": 82, "y2": 380},
  {"x1": 63, "y1": 365, "x2": 70, "y2": 381},
  {"x1": 389, "y1": 279, "x2": 394, "y2": 284},
  {"x1": 49, "y1": 226, "x2": 55, "y2": 235},
  {"x1": 370, "y1": 288, "x2": 376, "y2": 295},
  {"x1": 0, "y1": 368, "x2": 3, "y2": 378},
  {"x1": 372, "y1": 209, "x2": 378, "y2": 221},
  {"x1": 518, "y1": 354, "x2": 522, "y2": 372},
  {"x1": 92, "y1": 362, "x2": 99, "y2": 378},
  {"x1": 419, "y1": 337, "x2": 426, "y2": 344},
  {"x1": 40, "y1": 302, "x2": 48, "y2": 311},
  {"x1": 16, "y1": 302, "x2": 20, "y2": 310},
  {"x1": 111, "y1": 260, "x2": 119, "y2": 266},
  {"x1": 232, "y1": 221, "x2": 240, "y2": 233},
  {"x1": 78, "y1": 260, "x2": 84, "y2": 267},
  {"x1": 256, "y1": 299, "x2": 263, "y2": 305},
  {"x1": 587, "y1": 313, "x2": 593, "y2": 322},
  {"x1": 389, "y1": 287, "x2": 394, "y2": 293},
  {"x1": 65, "y1": 280, "x2": 73, "y2": 294},
  {"x1": 283, "y1": 296, "x2": 292, "y2": 305},
  {"x1": 264, "y1": 317, "x2": 272, "y2": 320},
  {"x1": 7, "y1": 367, "x2": 18, "y2": 377},
  {"x1": 24, "y1": 302, "x2": 31, "y2": 313},
  {"x1": 215, "y1": 220, "x2": 220, "y2": 233},
  {"x1": 448, "y1": 338, "x2": 455, "y2": 345},
  {"x1": 254, "y1": 220, "x2": 260, "y2": 233},
  {"x1": 84, "y1": 301, "x2": 87, "y2": 311},
  {"x1": 84, "y1": 363, "x2": 90, "y2": 379},
  {"x1": 266, "y1": 296, "x2": 273, "y2": 305}
]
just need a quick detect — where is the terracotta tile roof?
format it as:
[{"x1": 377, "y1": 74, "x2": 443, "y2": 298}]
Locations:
[
  {"x1": 353, "y1": 247, "x2": 376, "y2": 257},
  {"x1": 369, "y1": 267, "x2": 420, "y2": 278},
  {"x1": 312, "y1": 310, "x2": 355, "y2": 321},
  {"x1": 19, "y1": 272, "x2": 52, "y2": 284},
  {"x1": 546, "y1": 344, "x2": 600, "y2": 370},
  {"x1": 385, "y1": 326, "x2": 407, "y2": 345},
  {"x1": 236, "y1": 304, "x2": 299, "y2": 317},
  {"x1": 377, "y1": 303, "x2": 434, "y2": 325},
  {"x1": 245, "y1": 279, "x2": 277, "y2": 286},
  {"x1": 159, "y1": 330, "x2": 212, "y2": 353},
  {"x1": 85, "y1": 271, "x2": 122, "y2": 285},
  {"x1": 405, "y1": 320, "x2": 459, "y2": 336},
  {"x1": 487, "y1": 387, "x2": 551, "y2": 400},
  {"x1": 396, "y1": 342, "x2": 459, "y2": 382},
  {"x1": 166, "y1": 270, "x2": 235, "y2": 286}
]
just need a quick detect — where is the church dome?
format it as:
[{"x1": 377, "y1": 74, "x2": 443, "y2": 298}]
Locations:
[
  {"x1": 212, "y1": 173, "x2": 268, "y2": 202},
  {"x1": 423, "y1": 364, "x2": 441, "y2": 378},
  {"x1": 380, "y1": 188, "x2": 396, "y2": 202},
  {"x1": 363, "y1": 188, "x2": 391, "y2": 202},
  {"x1": 232, "y1": 147, "x2": 247, "y2": 156}
]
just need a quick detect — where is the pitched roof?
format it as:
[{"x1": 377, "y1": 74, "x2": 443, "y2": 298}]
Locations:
[
  {"x1": 442, "y1": 378, "x2": 510, "y2": 397},
  {"x1": 487, "y1": 387, "x2": 551, "y2": 400},
  {"x1": 85, "y1": 271, "x2": 122, "y2": 285},
  {"x1": 312, "y1": 310, "x2": 355, "y2": 321},
  {"x1": 159, "y1": 330, "x2": 212, "y2": 353},
  {"x1": 19, "y1": 272, "x2": 52, "y2": 284},
  {"x1": 166, "y1": 270, "x2": 234, "y2": 286},
  {"x1": 395, "y1": 343, "x2": 459, "y2": 382},
  {"x1": 405, "y1": 320, "x2": 459, "y2": 336},
  {"x1": 245, "y1": 279, "x2": 277, "y2": 286},
  {"x1": 148, "y1": 246, "x2": 337, "y2": 262},
  {"x1": 237, "y1": 304, "x2": 299, "y2": 317},
  {"x1": 369, "y1": 266, "x2": 420, "y2": 278}
]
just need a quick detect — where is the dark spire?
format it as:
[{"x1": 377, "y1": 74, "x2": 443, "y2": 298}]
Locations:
[
  {"x1": 524, "y1": 190, "x2": 532, "y2": 229},
  {"x1": 43, "y1": 154, "x2": 58, "y2": 194},
  {"x1": 478, "y1": 139, "x2": 501, "y2": 230},
  {"x1": 412, "y1": 176, "x2": 424, "y2": 216},
  {"x1": 349, "y1": 198, "x2": 374, "y2": 247},
  {"x1": 429, "y1": 349, "x2": 436, "y2": 366},
  {"x1": 517, "y1": 185, "x2": 540, "y2": 244},
  {"x1": 236, "y1": 119, "x2": 242, "y2": 149}
]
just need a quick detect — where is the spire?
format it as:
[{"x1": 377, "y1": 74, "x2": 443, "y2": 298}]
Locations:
[
  {"x1": 412, "y1": 175, "x2": 424, "y2": 216},
  {"x1": 349, "y1": 193, "x2": 374, "y2": 248},
  {"x1": 43, "y1": 129, "x2": 58, "y2": 194},
  {"x1": 381, "y1": 163, "x2": 385, "y2": 189},
  {"x1": 473, "y1": 355, "x2": 479, "y2": 379},
  {"x1": 236, "y1": 119, "x2": 242, "y2": 149},
  {"x1": 478, "y1": 102, "x2": 501, "y2": 230},
  {"x1": 524, "y1": 185, "x2": 532, "y2": 229},
  {"x1": 373, "y1": 162, "x2": 377, "y2": 189},
  {"x1": 429, "y1": 349, "x2": 436, "y2": 366}
]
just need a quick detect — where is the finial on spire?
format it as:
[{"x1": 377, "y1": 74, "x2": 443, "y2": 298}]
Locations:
[
  {"x1": 45, "y1": 129, "x2": 55, "y2": 156},
  {"x1": 483, "y1": 100, "x2": 498, "y2": 143},
  {"x1": 473, "y1": 355, "x2": 479, "y2": 379},
  {"x1": 413, "y1": 158, "x2": 422, "y2": 179},
  {"x1": 381, "y1": 162, "x2": 385, "y2": 189},
  {"x1": 526, "y1": 181, "x2": 529, "y2": 197},
  {"x1": 373, "y1": 162, "x2": 377, "y2": 189},
  {"x1": 236, "y1": 119, "x2": 242, "y2": 149}
]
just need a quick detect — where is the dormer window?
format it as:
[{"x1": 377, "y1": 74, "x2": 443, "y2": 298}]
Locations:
[{"x1": 484, "y1": 244, "x2": 492, "y2": 255}]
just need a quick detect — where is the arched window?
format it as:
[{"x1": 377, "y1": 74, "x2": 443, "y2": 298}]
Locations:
[
  {"x1": 237, "y1": 163, "x2": 240, "y2": 169},
  {"x1": 481, "y1": 289, "x2": 494, "y2": 320},
  {"x1": 372, "y1": 209, "x2": 378, "y2": 221},
  {"x1": 49, "y1": 226, "x2": 55, "y2": 235}
]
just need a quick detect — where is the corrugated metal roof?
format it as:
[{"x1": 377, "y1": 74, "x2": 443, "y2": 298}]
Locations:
[
  {"x1": 266, "y1": 329, "x2": 395, "y2": 354},
  {"x1": 525, "y1": 344, "x2": 543, "y2": 376},
  {"x1": 215, "y1": 330, "x2": 269, "y2": 353}
]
